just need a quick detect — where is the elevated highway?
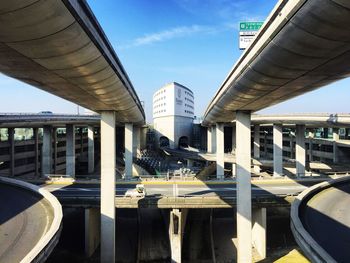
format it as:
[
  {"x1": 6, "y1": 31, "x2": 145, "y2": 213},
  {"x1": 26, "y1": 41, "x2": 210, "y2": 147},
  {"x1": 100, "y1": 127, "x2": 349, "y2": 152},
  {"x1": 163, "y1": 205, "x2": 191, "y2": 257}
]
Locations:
[
  {"x1": 203, "y1": 0, "x2": 350, "y2": 125},
  {"x1": 0, "y1": 1, "x2": 144, "y2": 124},
  {"x1": 0, "y1": 177, "x2": 62, "y2": 263},
  {"x1": 0, "y1": 2, "x2": 145, "y2": 261},
  {"x1": 42, "y1": 178, "x2": 326, "y2": 208},
  {"x1": 291, "y1": 176, "x2": 350, "y2": 262}
]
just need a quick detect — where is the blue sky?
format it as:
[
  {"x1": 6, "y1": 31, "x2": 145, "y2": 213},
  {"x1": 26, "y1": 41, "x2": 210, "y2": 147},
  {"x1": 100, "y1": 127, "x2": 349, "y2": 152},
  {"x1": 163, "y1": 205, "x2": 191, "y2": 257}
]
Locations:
[{"x1": 0, "y1": 0, "x2": 349, "y2": 121}]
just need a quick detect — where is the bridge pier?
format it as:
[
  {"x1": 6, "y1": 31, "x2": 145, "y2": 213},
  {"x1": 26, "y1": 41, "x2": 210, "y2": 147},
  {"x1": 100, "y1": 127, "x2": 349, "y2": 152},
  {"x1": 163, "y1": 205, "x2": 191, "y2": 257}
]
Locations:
[
  {"x1": 88, "y1": 125, "x2": 95, "y2": 174},
  {"x1": 42, "y1": 125, "x2": 52, "y2": 176},
  {"x1": 207, "y1": 126, "x2": 212, "y2": 153},
  {"x1": 273, "y1": 124, "x2": 283, "y2": 177},
  {"x1": 232, "y1": 126, "x2": 236, "y2": 177},
  {"x1": 100, "y1": 111, "x2": 116, "y2": 263},
  {"x1": 125, "y1": 123, "x2": 133, "y2": 179},
  {"x1": 308, "y1": 129, "x2": 315, "y2": 162},
  {"x1": 296, "y1": 125, "x2": 306, "y2": 176},
  {"x1": 53, "y1": 128, "x2": 58, "y2": 174},
  {"x1": 333, "y1": 128, "x2": 339, "y2": 163},
  {"x1": 236, "y1": 111, "x2": 252, "y2": 263},
  {"x1": 169, "y1": 208, "x2": 188, "y2": 263},
  {"x1": 216, "y1": 123, "x2": 224, "y2": 179},
  {"x1": 34, "y1": 127, "x2": 39, "y2": 177},
  {"x1": 8, "y1": 128, "x2": 15, "y2": 177},
  {"x1": 253, "y1": 125, "x2": 261, "y2": 174},
  {"x1": 252, "y1": 207, "x2": 266, "y2": 260},
  {"x1": 85, "y1": 208, "x2": 100, "y2": 257},
  {"x1": 211, "y1": 125, "x2": 216, "y2": 153},
  {"x1": 66, "y1": 124, "x2": 75, "y2": 177}
]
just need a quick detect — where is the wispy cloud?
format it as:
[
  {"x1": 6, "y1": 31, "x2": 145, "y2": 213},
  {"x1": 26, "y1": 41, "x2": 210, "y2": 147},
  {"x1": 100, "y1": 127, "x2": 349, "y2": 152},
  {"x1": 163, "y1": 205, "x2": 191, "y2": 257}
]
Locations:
[{"x1": 119, "y1": 24, "x2": 222, "y2": 49}]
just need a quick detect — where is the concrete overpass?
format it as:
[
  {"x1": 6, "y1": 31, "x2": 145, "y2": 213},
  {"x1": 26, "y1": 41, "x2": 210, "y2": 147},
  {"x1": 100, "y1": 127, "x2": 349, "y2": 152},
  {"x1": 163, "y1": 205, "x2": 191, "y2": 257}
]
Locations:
[
  {"x1": 291, "y1": 176, "x2": 350, "y2": 262},
  {"x1": 0, "y1": 177, "x2": 62, "y2": 263},
  {"x1": 202, "y1": 0, "x2": 350, "y2": 261},
  {"x1": 0, "y1": 1, "x2": 146, "y2": 261}
]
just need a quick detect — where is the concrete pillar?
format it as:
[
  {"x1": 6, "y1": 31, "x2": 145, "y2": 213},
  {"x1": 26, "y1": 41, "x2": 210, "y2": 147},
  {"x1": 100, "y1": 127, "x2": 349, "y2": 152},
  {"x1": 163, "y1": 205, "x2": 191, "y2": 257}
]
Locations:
[
  {"x1": 207, "y1": 127, "x2": 212, "y2": 153},
  {"x1": 323, "y1": 128, "x2": 329, "y2": 139},
  {"x1": 236, "y1": 111, "x2": 252, "y2": 263},
  {"x1": 252, "y1": 208, "x2": 266, "y2": 260},
  {"x1": 273, "y1": 124, "x2": 283, "y2": 177},
  {"x1": 253, "y1": 125, "x2": 260, "y2": 173},
  {"x1": 125, "y1": 123, "x2": 133, "y2": 179},
  {"x1": 66, "y1": 124, "x2": 75, "y2": 177},
  {"x1": 289, "y1": 135, "x2": 294, "y2": 159},
  {"x1": 187, "y1": 159, "x2": 194, "y2": 168},
  {"x1": 80, "y1": 127, "x2": 84, "y2": 155},
  {"x1": 232, "y1": 126, "x2": 236, "y2": 177},
  {"x1": 100, "y1": 111, "x2": 116, "y2": 263},
  {"x1": 216, "y1": 123, "x2": 225, "y2": 179},
  {"x1": 85, "y1": 208, "x2": 101, "y2": 258},
  {"x1": 263, "y1": 131, "x2": 268, "y2": 158},
  {"x1": 308, "y1": 129, "x2": 315, "y2": 162},
  {"x1": 333, "y1": 128, "x2": 339, "y2": 163},
  {"x1": 133, "y1": 126, "x2": 141, "y2": 158},
  {"x1": 42, "y1": 125, "x2": 52, "y2": 176},
  {"x1": 211, "y1": 126, "x2": 216, "y2": 153},
  {"x1": 88, "y1": 126, "x2": 95, "y2": 174},
  {"x1": 34, "y1": 128, "x2": 39, "y2": 177},
  {"x1": 53, "y1": 128, "x2": 58, "y2": 174},
  {"x1": 169, "y1": 209, "x2": 188, "y2": 263},
  {"x1": 296, "y1": 125, "x2": 306, "y2": 177},
  {"x1": 8, "y1": 128, "x2": 15, "y2": 177}
]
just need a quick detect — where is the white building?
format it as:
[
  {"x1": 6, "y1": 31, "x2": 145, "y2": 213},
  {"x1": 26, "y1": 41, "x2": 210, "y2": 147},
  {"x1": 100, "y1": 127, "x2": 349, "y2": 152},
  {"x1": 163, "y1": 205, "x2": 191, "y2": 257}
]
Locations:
[{"x1": 153, "y1": 82, "x2": 194, "y2": 148}]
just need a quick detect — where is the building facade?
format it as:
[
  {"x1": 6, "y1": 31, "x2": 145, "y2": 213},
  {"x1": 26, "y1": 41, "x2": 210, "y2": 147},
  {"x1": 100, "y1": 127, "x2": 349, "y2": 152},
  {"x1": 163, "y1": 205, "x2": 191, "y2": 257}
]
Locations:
[{"x1": 153, "y1": 82, "x2": 194, "y2": 148}]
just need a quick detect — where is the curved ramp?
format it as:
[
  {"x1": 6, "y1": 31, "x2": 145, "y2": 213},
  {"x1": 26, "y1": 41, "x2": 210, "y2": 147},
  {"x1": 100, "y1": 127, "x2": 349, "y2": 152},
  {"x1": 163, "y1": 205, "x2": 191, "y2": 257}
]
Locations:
[
  {"x1": 0, "y1": 177, "x2": 62, "y2": 263},
  {"x1": 291, "y1": 176, "x2": 350, "y2": 262}
]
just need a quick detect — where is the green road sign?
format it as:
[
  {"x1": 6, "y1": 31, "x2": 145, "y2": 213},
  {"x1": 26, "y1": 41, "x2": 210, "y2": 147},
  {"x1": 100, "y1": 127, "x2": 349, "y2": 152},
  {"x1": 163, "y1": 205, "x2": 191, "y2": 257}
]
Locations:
[{"x1": 240, "y1": 22, "x2": 263, "y2": 31}]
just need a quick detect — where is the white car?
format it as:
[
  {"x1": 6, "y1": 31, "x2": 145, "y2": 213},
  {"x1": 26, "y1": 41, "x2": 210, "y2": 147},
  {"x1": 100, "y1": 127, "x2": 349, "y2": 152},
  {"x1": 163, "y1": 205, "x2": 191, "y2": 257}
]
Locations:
[{"x1": 125, "y1": 184, "x2": 146, "y2": 198}]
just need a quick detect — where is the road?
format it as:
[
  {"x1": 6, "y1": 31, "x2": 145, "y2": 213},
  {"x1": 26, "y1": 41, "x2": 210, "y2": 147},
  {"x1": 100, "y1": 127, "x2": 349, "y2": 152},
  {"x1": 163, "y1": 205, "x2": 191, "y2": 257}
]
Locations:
[
  {"x1": 0, "y1": 183, "x2": 54, "y2": 263},
  {"x1": 43, "y1": 180, "x2": 317, "y2": 198},
  {"x1": 300, "y1": 181, "x2": 350, "y2": 262}
]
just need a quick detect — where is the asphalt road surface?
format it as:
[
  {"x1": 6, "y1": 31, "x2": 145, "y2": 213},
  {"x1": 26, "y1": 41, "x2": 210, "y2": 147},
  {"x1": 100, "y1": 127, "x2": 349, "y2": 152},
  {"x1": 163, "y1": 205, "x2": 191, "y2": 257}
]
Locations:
[
  {"x1": 0, "y1": 183, "x2": 54, "y2": 263},
  {"x1": 300, "y1": 182, "x2": 350, "y2": 262}
]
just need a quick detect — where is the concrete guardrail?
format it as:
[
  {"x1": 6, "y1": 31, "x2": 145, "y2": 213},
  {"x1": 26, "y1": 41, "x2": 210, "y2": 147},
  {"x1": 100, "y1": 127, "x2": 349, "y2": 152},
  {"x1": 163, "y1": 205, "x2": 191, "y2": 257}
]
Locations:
[
  {"x1": 290, "y1": 176, "x2": 350, "y2": 263},
  {"x1": 0, "y1": 177, "x2": 63, "y2": 263}
]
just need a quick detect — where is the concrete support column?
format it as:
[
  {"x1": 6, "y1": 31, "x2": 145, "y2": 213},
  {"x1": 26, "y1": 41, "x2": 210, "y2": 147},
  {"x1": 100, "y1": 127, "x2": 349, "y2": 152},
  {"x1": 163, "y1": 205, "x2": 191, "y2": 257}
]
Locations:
[
  {"x1": 100, "y1": 111, "x2": 116, "y2": 263},
  {"x1": 236, "y1": 111, "x2": 252, "y2": 263},
  {"x1": 8, "y1": 128, "x2": 15, "y2": 177},
  {"x1": 273, "y1": 124, "x2": 283, "y2": 177},
  {"x1": 80, "y1": 128, "x2": 84, "y2": 155},
  {"x1": 207, "y1": 127, "x2": 212, "y2": 153},
  {"x1": 263, "y1": 131, "x2": 268, "y2": 158},
  {"x1": 296, "y1": 125, "x2": 306, "y2": 177},
  {"x1": 169, "y1": 208, "x2": 188, "y2": 263},
  {"x1": 253, "y1": 125, "x2": 260, "y2": 173},
  {"x1": 88, "y1": 126, "x2": 95, "y2": 174},
  {"x1": 85, "y1": 208, "x2": 101, "y2": 258},
  {"x1": 252, "y1": 208, "x2": 266, "y2": 260},
  {"x1": 211, "y1": 126, "x2": 216, "y2": 153},
  {"x1": 216, "y1": 123, "x2": 225, "y2": 179},
  {"x1": 133, "y1": 126, "x2": 141, "y2": 158},
  {"x1": 34, "y1": 128, "x2": 39, "y2": 177},
  {"x1": 308, "y1": 130, "x2": 315, "y2": 162},
  {"x1": 42, "y1": 125, "x2": 52, "y2": 176},
  {"x1": 333, "y1": 128, "x2": 339, "y2": 163},
  {"x1": 125, "y1": 123, "x2": 133, "y2": 179},
  {"x1": 53, "y1": 128, "x2": 58, "y2": 174},
  {"x1": 186, "y1": 159, "x2": 194, "y2": 168},
  {"x1": 66, "y1": 124, "x2": 76, "y2": 177},
  {"x1": 232, "y1": 126, "x2": 236, "y2": 176}
]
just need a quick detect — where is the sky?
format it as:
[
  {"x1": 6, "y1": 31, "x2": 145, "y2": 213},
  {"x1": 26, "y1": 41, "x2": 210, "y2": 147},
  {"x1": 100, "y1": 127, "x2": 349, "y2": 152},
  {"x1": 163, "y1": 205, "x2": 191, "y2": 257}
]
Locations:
[{"x1": 0, "y1": 0, "x2": 349, "y2": 121}]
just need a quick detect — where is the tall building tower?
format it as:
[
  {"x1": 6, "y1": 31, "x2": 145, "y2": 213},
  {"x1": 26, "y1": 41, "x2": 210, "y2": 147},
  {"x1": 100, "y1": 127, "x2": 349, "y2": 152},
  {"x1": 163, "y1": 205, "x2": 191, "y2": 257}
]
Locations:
[{"x1": 153, "y1": 82, "x2": 194, "y2": 148}]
